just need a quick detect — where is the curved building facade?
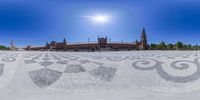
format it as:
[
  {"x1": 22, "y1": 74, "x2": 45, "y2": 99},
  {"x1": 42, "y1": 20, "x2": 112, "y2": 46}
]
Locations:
[{"x1": 26, "y1": 28, "x2": 148, "y2": 51}]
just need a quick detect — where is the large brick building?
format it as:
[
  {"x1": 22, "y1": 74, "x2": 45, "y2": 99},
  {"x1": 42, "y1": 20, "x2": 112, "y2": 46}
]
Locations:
[{"x1": 26, "y1": 28, "x2": 148, "y2": 51}]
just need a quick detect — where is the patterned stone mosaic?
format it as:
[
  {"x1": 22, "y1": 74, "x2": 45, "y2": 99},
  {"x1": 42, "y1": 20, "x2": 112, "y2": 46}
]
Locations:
[
  {"x1": 132, "y1": 58, "x2": 200, "y2": 83},
  {"x1": 23, "y1": 53, "x2": 117, "y2": 88},
  {"x1": 2, "y1": 51, "x2": 200, "y2": 91}
]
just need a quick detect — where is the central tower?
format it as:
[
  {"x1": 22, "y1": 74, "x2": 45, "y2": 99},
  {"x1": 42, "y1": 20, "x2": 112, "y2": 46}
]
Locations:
[{"x1": 98, "y1": 36, "x2": 108, "y2": 48}]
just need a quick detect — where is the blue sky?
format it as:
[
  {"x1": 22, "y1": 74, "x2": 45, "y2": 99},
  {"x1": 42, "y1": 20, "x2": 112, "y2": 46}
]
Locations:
[{"x1": 0, "y1": 0, "x2": 200, "y2": 46}]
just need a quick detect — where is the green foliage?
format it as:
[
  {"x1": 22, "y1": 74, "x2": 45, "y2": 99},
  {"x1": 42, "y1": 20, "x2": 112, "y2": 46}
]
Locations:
[
  {"x1": 149, "y1": 41, "x2": 200, "y2": 50},
  {"x1": 175, "y1": 41, "x2": 183, "y2": 50},
  {"x1": 150, "y1": 44, "x2": 158, "y2": 50},
  {"x1": 167, "y1": 43, "x2": 173, "y2": 50},
  {"x1": 158, "y1": 41, "x2": 166, "y2": 50},
  {"x1": 0, "y1": 45, "x2": 9, "y2": 50}
]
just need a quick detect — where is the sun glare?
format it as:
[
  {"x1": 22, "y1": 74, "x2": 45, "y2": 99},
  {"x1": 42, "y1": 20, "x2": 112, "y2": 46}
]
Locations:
[
  {"x1": 92, "y1": 15, "x2": 109, "y2": 24},
  {"x1": 85, "y1": 15, "x2": 110, "y2": 24}
]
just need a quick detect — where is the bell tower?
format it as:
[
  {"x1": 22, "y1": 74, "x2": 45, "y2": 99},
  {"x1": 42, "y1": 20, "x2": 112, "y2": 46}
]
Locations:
[{"x1": 141, "y1": 28, "x2": 147, "y2": 50}]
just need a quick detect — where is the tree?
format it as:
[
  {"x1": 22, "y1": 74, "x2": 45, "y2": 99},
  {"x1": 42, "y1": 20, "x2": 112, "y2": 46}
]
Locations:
[
  {"x1": 159, "y1": 41, "x2": 166, "y2": 50},
  {"x1": 176, "y1": 41, "x2": 183, "y2": 50},
  {"x1": 187, "y1": 44, "x2": 192, "y2": 50},
  {"x1": 193, "y1": 44, "x2": 199, "y2": 50},
  {"x1": 0, "y1": 45, "x2": 9, "y2": 50},
  {"x1": 150, "y1": 43, "x2": 158, "y2": 50},
  {"x1": 167, "y1": 43, "x2": 173, "y2": 50},
  {"x1": 149, "y1": 42, "x2": 200, "y2": 50},
  {"x1": 182, "y1": 44, "x2": 188, "y2": 50}
]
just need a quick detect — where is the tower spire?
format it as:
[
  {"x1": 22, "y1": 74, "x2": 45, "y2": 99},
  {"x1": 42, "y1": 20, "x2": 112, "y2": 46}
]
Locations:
[
  {"x1": 142, "y1": 27, "x2": 145, "y2": 33},
  {"x1": 63, "y1": 38, "x2": 67, "y2": 44},
  {"x1": 141, "y1": 27, "x2": 146, "y2": 37},
  {"x1": 141, "y1": 27, "x2": 147, "y2": 50}
]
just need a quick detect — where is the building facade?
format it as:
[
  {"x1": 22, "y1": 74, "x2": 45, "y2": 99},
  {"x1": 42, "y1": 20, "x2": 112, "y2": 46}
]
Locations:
[{"x1": 26, "y1": 28, "x2": 148, "y2": 51}]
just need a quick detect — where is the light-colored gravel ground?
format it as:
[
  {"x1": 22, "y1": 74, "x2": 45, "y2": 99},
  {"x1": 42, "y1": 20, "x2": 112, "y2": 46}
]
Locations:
[{"x1": 1, "y1": 51, "x2": 200, "y2": 100}]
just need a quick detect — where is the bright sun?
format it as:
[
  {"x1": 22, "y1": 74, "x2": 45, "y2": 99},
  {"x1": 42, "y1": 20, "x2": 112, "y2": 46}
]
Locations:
[
  {"x1": 91, "y1": 15, "x2": 109, "y2": 24},
  {"x1": 85, "y1": 15, "x2": 110, "y2": 24}
]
